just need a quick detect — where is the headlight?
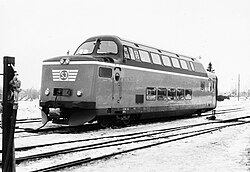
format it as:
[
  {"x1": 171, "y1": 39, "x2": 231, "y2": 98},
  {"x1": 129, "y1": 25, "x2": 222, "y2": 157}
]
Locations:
[
  {"x1": 76, "y1": 90, "x2": 83, "y2": 97},
  {"x1": 45, "y1": 88, "x2": 50, "y2": 96}
]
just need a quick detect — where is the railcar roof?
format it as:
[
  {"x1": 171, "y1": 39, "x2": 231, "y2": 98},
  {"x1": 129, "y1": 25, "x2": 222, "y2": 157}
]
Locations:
[{"x1": 85, "y1": 35, "x2": 199, "y2": 63}]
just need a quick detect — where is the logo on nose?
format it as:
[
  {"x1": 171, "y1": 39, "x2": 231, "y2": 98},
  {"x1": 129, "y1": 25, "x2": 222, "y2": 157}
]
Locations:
[{"x1": 60, "y1": 70, "x2": 68, "y2": 80}]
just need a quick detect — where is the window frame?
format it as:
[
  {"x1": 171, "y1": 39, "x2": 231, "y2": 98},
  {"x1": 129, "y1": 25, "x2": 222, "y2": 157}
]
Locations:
[
  {"x1": 96, "y1": 40, "x2": 118, "y2": 55},
  {"x1": 177, "y1": 88, "x2": 185, "y2": 100},
  {"x1": 189, "y1": 61, "x2": 195, "y2": 71},
  {"x1": 171, "y1": 58, "x2": 181, "y2": 68},
  {"x1": 123, "y1": 46, "x2": 130, "y2": 59},
  {"x1": 139, "y1": 50, "x2": 151, "y2": 63},
  {"x1": 161, "y1": 55, "x2": 172, "y2": 67},
  {"x1": 151, "y1": 53, "x2": 162, "y2": 65},
  {"x1": 180, "y1": 59, "x2": 188, "y2": 70},
  {"x1": 167, "y1": 88, "x2": 177, "y2": 100},
  {"x1": 146, "y1": 87, "x2": 157, "y2": 101},
  {"x1": 134, "y1": 50, "x2": 141, "y2": 61},
  {"x1": 157, "y1": 88, "x2": 167, "y2": 101},
  {"x1": 128, "y1": 47, "x2": 136, "y2": 60},
  {"x1": 99, "y1": 67, "x2": 112, "y2": 78},
  {"x1": 185, "y1": 89, "x2": 192, "y2": 100}
]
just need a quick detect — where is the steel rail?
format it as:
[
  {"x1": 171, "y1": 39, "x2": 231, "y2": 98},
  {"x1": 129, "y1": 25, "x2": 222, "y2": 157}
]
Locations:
[
  {"x1": 31, "y1": 120, "x2": 250, "y2": 172},
  {"x1": 1, "y1": 116, "x2": 248, "y2": 167}
]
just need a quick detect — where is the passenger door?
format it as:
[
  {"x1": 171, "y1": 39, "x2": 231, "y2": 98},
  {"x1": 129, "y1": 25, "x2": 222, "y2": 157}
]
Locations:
[{"x1": 112, "y1": 66, "x2": 122, "y2": 104}]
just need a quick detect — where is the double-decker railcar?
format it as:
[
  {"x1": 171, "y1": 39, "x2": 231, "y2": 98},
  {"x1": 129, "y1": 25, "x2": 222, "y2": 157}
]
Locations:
[{"x1": 40, "y1": 35, "x2": 217, "y2": 127}]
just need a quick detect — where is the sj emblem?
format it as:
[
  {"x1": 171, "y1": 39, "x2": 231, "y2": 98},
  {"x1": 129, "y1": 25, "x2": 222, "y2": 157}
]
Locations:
[
  {"x1": 52, "y1": 69, "x2": 78, "y2": 81},
  {"x1": 60, "y1": 70, "x2": 68, "y2": 80}
]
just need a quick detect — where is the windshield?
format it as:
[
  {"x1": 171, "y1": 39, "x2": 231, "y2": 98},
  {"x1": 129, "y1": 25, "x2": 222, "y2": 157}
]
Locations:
[
  {"x1": 75, "y1": 41, "x2": 95, "y2": 55},
  {"x1": 97, "y1": 41, "x2": 118, "y2": 54}
]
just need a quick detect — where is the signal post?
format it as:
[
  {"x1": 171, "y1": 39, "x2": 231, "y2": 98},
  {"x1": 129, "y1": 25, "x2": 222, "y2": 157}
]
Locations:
[{"x1": 1, "y1": 56, "x2": 18, "y2": 172}]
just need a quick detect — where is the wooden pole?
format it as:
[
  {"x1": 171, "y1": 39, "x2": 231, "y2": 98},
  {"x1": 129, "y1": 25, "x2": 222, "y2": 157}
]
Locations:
[
  {"x1": 2, "y1": 56, "x2": 16, "y2": 172},
  {"x1": 238, "y1": 74, "x2": 240, "y2": 101}
]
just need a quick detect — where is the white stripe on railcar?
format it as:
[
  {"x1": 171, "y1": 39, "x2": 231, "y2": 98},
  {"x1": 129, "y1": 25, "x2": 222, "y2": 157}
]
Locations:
[{"x1": 44, "y1": 61, "x2": 208, "y2": 80}]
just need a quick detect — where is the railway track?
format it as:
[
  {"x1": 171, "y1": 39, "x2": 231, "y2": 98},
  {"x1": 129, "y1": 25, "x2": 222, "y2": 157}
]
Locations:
[
  {"x1": 0, "y1": 106, "x2": 247, "y2": 140},
  {"x1": 1, "y1": 115, "x2": 249, "y2": 171}
]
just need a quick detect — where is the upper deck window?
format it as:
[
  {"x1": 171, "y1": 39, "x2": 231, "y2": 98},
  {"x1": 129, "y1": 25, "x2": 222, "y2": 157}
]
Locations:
[
  {"x1": 75, "y1": 41, "x2": 95, "y2": 55},
  {"x1": 151, "y1": 53, "x2": 162, "y2": 65},
  {"x1": 171, "y1": 58, "x2": 180, "y2": 68},
  {"x1": 162, "y1": 55, "x2": 172, "y2": 67},
  {"x1": 134, "y1": 50, "x2": 140, "y2": 61},
  {"x1": 124, "y1": 46, "x2": 130, "y2": 59},
  {"x1": 189, "y1": 61, "x2": 195, "y2": 71},
  {"x1": 128, "y1": 47, "x2": 136, "y2": 60},
  {"x1": 139, "y1": 50, "x2": 151, "y2": 63},
  {"x1": 180, "y1": 59, "x2": 188, "y2": 70},
  {"x1": 97, "y1": 41, "x2": 118, "y2": 54}
]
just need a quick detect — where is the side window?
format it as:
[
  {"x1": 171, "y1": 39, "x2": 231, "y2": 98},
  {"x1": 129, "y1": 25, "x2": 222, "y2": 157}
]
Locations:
[
  {"x1": 208, "y1": 80, "x2": 215, "y2": 92},
  {"x1": 134, "y1": 50, "x2": 140, "y2": 61},
  {"x1": 213, "y1": 80, "x2": 216, "y2": 92},
  {"x1": 151, "y1": 53, "x2": 162, "y2": 65},
  {"x1": 123, "y1": 46, "x2": 130, "y2": 59},
  {"x1": 139, "y1": 50, "x2": 151, "y2": 63},
  {"x1": 99, "y1": 67, "x2": 112, "y2": 78},
  {"x1": 189, "y1": 61, "x2": 195, "y2": 71},
  {"x1": 208, "y1": 81, "x2": 212, "y2": 92},
  {"x1": 146, "y1": 87, "x2": 156, "y2": 101},
  {"x1": 185, "y1": 89, "x2": 192, "y2": 100},
  {"x1": 201, "y1": 81, "x2": 205, "y2": 91},
  {"x1": 162, "y1": 55, "x2": 172, "y2": 67},
  {"x1": 171, "y1": 58, "x2": 180, "y2": 68},
  {"x1": 177, "y1": 89, "x2": 185, "y2": 100},
  {"x1": 128, "y1": 47, "x2": 135, "y2": 60},
  {"x1": 157, "y1": 88, "x2": 167, "y2": 100},
  {"x1": 168, "y1": 88, "x2": 176, "y2": 100},
  {"x1": 180, "y1": 60, "x2": 188, "y2": 70}
]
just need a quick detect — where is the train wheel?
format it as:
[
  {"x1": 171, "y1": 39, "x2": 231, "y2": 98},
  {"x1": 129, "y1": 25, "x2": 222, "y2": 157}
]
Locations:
[
  {"x1": 121, "y1": 115, "x2": 131, "y2": 126},
  {"x1": 197, "y1": 110, "x2": 202, "y2": 116},
  {"x1": 98, "y1": 117, "x2": 110, "y2": 128}
]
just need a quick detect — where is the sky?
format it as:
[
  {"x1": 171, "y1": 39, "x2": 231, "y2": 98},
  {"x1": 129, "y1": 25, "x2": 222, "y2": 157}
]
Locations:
[{"x1": 0, "y1": 0, "x2": 250, "y2": 93}]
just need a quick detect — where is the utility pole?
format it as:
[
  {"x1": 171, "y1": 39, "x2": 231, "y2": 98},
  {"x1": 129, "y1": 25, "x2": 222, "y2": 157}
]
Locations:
[
  {"x1": 238, "y1": 74, "x2": 240, "y2": 101},
  {"x1": 2, "y1": 56, "x2": 16, "y2": 172}
]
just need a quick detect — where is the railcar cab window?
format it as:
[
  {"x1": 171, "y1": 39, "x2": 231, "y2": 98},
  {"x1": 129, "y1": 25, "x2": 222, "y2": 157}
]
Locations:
[
  {"x1": 162, "y1": 55, "x2": 172, "y2": 67},
  {"x1": 99, "y1": 67, "x2": 112, "y2": 78},
  {"x1": 75, "y1": 41, "x2": 95, "y2": 55},
  {"x1": 139, "y1": 50, "x2": 151, "y2": 63},
  {"x1": 151, "y1": 53, "x2": 162, "y2": 65},
  {"x1": 146, "y1": 87, "x2": 156, "y2": 101},
  {"x1": 97, "y1": 41, "x2": 118, "y2": 54},
  {"x1": 171, "y1": 58, "x2": 181, "y2": 68},
  {"x1": 168, "y1": 88, "x2": 176, "y2": 100}
]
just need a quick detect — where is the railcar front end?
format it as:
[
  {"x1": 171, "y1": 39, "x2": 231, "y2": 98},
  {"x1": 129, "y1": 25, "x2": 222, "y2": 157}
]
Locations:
[{"x1": 40, "y1": 56, "x2": 98, "y2": 126}]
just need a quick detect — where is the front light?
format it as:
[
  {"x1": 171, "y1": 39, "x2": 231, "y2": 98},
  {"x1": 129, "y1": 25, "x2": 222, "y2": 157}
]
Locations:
[
  {"x1": 45, "y1": 88, "x2": 50, "y2": 96},
  {"x1": 76, "y1": 90, "x2": 83, "y2": 97}
]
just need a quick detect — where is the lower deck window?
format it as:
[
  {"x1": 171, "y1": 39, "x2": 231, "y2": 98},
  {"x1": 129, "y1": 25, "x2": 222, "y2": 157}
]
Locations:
[
  {"x1": 157, "y1": 88, "x2": 167, "y2": 100},
  {"x1": 185, "y1": 89, "x2": 192, "y2": 100},
  {"x1": 168, "y1": 88, "x2": 176, "y2": 100},
  {"x1": 146, "y1": 87, "x2": 156, "y2": 101},
  {"x1": 177, "y1": 89, "x2": 185, "y2": 100}
]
